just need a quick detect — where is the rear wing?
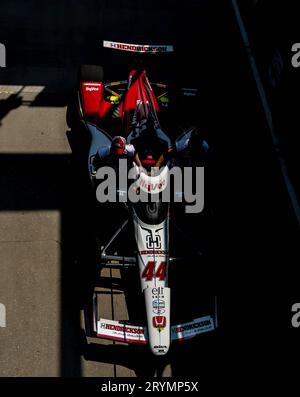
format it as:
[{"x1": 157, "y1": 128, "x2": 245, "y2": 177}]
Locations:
[{"x1": 103, "y1": 40, "x2": 174, "y2": 54}]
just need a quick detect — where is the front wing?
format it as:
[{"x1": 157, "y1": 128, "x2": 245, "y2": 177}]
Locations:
[{"x1": 94, "y1": 315, "x2": 216, "y2": 345}]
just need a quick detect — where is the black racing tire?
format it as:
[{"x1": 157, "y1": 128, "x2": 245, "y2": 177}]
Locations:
[{"x1": 79, "y1": 64, "x2": 104, "y2": 83}]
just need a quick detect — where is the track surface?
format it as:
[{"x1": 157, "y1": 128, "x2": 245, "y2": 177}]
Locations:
[{"x1": 0, "y1": 0, "x2": 299, "y2": 376}]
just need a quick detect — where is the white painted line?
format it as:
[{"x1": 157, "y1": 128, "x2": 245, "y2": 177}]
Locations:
[{"x1": 231, "y1": 0, "x2": 300, "y2": 227}]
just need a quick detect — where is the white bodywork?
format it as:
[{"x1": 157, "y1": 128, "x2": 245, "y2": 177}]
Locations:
[{"x1": 132, "y1": 210, "x2": 170, "y2": 355}]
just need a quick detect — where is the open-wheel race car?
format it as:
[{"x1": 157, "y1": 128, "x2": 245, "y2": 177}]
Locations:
[{"x1": 71, "y1": 41, "x2": 218, "y2": 356}]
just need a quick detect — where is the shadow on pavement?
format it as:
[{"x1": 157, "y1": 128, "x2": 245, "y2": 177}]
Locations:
[{"x1": 0, "y1": 93, "x2": 23, "y2": 125}]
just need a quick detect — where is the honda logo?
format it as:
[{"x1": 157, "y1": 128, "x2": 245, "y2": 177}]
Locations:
[{"x1": 152, "y1": 316, "x2": 166, "y2": 330}]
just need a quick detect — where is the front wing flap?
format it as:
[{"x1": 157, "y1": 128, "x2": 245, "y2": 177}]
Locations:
[{"x1": 95, "y1": 315, "x2": 216, "y2": 345}]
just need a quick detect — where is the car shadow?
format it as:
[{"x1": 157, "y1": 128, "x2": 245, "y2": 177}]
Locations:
[{"x1": 0, "y1": 93, "x2": 23, "y2": 126}]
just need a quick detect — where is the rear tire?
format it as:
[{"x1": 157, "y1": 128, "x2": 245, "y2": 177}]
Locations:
[
  {"x1": 68, "y1": 64, "x2": 104, "y2": 129},
  {"x1": 79, "y1": 64, "x2": 104, "y2": 83}
]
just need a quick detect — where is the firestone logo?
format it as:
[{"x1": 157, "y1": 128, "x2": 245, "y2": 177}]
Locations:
[{"x1": 0, "y1": 43, "x2": 6, "y2": 67}]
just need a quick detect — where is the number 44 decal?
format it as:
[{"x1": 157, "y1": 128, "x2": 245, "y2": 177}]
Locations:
[{"x1": 142, "y1": 261, "x2": 166, "y2": 281}]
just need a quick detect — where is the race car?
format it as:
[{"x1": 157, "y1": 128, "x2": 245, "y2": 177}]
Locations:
[{"x1": 70, "y1": 40, "x2": 218, "y2": 356}]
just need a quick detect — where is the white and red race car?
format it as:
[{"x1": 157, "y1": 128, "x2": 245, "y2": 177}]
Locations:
[{"x1": 72, "y1": 41, "x2": 218, "y2": 356}]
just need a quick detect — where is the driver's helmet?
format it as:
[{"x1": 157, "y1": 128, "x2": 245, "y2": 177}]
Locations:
[{"x1": 111, "y1": 136, "x2": 126, "y2": 155}]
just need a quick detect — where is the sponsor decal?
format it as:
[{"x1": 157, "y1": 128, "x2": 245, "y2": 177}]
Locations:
[
  {"x1": 97, "y1": 319, "x2": 147, "y2": 344},
  {"x1": 103, "y1": 40, "x2": 174, "y2": 53},
  {"x1": 100, "y1": 322, "x2": 144, "y2": 335},
  {"x1": 146, "y1": 232, "x2": 161, "y2": 249},
  {"x1": 0, "y1": 43, "x2": 6, "y2": 67},
  {"x1": 85, "y1": 86, "x2": 100, "y2": 92},
  {"x1": 95, "y1": 158, "x2": 205, "y2": 214},
  {"x1": 152, "y1": 287, "x2": 164, "y2": 297},
  {"x1": 152, "y1": 315, "x2": 166, "y2": 330},
  {"x1": 174, "y1": 319, "x2": 211, "y2": 333},
  {"x1": 140, "y1": 250, "x2": 167, "y2": 255},
  {"x1": 292, "y1": 43, "x2": 300, "y2": 68}
]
